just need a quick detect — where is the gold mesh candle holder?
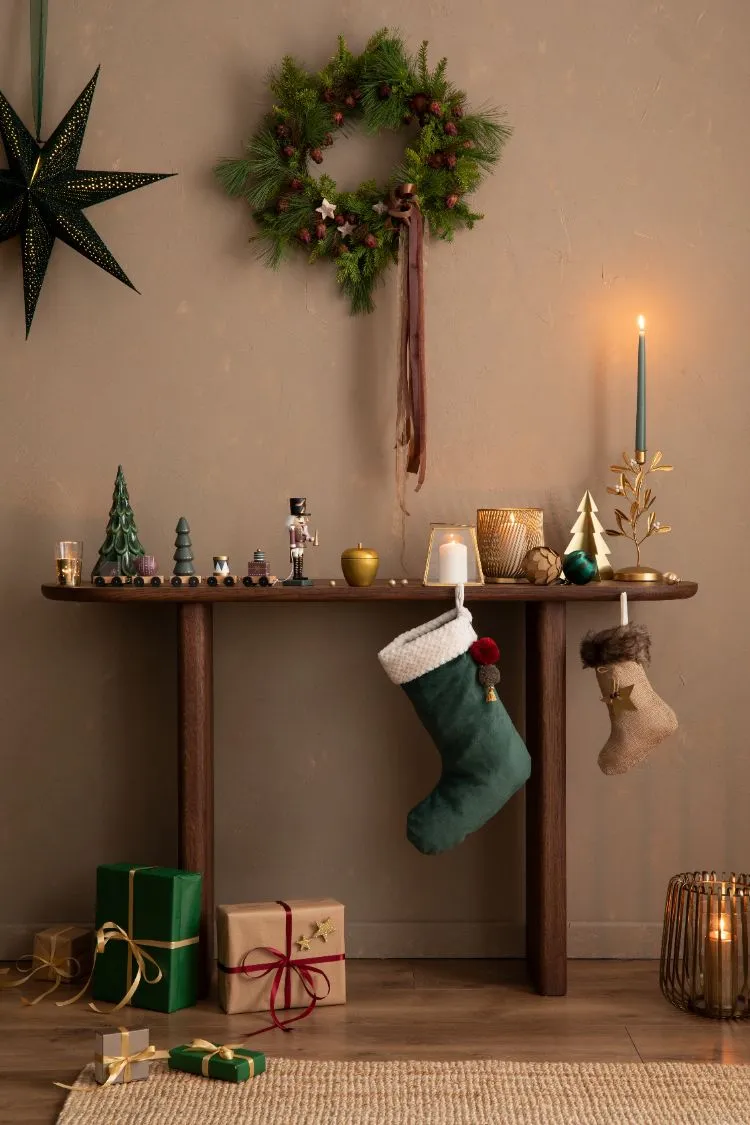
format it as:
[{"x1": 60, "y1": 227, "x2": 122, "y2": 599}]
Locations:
[
  {"x1": 476, "y1": 508, "x2": 544, "y2": 582},
  {"x1": 660, "y1": 871, "x2": 750, "y2": 1019}
]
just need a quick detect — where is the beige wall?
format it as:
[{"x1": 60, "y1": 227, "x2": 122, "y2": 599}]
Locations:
[{"x1": 0, "y1": 0, "x2": 747, "y2": 959}]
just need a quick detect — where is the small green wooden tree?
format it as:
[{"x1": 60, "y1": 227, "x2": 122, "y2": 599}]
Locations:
[
  {"x1": 173, "y1": 517, "x2": 195, "y2": 576},
  {"x1": 92, "y1": 465, "x2": 145, "y2": 578}
]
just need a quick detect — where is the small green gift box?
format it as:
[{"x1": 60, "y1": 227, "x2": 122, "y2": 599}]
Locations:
[
  {"x1": 168, "y1": 1041, "x2": 266, "y2": 1083},
  {"x1": 92, "y1": 864, "x2": 201, "y2": 1013}
]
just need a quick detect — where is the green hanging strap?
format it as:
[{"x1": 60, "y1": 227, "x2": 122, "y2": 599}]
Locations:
[{"x1": 30, "y1": 0, "x2": 48, "y2": 142}]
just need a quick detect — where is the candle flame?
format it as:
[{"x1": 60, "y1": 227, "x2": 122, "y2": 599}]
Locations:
[{"x1": 637, "y1": 315, "x2": 646, "y2": 333}]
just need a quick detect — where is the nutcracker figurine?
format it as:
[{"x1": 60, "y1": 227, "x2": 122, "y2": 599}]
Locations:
[{"x1": 283, "y1": 497, "x2": 319, "y2": 586}]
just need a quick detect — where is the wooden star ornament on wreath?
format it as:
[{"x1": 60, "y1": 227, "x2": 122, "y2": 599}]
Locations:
[{"x1": 0, "y1": 67, "x2": 174, "y2": 337}]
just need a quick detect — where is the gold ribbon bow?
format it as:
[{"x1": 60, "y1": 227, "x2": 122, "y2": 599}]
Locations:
[
  {"x1": 95, "y1": 1044, "x2": 167, "y2": 1086},
  {"x1": 187, "y1": 1039, "x2": 245, "y2": 1078},
  {"x1": 0, "y1": 927, "x2": 81, "y2": 1006},
  {"x1": 57, "y1": 920, "x2": 165, "y2": 1012}
]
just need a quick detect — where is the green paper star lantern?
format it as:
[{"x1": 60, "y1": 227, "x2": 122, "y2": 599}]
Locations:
[{"x1": 0, "y1": 67, "x2": 174, "y2": 336}]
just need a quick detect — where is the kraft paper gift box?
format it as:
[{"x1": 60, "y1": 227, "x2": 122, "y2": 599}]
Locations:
[
  {"x1": 169, "y1": 1043, "x2": 266, "y2": 1083},
  {"x1": 32, "y1": 925, "x2": 93, "y2": 983},
  {"x1": 92, "y1": 864, "x2": 202, "y2": 1013},
  {"x1": 95, "y1": 1026, "x2": 151, "y2": 1085},
  {"x1": 216, "y1": 898, "x2": 346, "y2": 1017}
]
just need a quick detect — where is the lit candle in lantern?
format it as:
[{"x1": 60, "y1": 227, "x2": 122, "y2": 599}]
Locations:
[
  {"x1": 635, "y1": 315, "x2": 646, "y2": 456},
  {"x1": 438, "y1": 533, "x2": 468, "y2": 584},
  {"x1": 704, "y1": 913, "x2": 735, "y2": 1016},
  {"x1": 501, "y1": 511, "x2": 529, "y2": 577}
]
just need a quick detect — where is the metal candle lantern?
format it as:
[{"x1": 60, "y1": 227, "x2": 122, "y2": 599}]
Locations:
[
  {"x1": 423, "y1": 525, "x2": 484, "y2": 586},
  {"x1": 660, "y1": 871, "x2": 750, "y2": 1019},
  {"x1": 476, "y1": 509, "x2": 544, "y2": 582}
]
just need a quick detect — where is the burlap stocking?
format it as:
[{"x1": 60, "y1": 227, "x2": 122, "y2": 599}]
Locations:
[{"x1": 581, "y1": 624, "x2": 677, "y2": 775}]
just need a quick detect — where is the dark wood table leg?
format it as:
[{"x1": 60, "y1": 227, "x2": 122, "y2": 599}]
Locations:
[
  {"x1": 177, "y1": 603, "x2": 214, "y2": 997},
  {"x1": 525, "y1": 601, "x2": 567, "y2": 996}
]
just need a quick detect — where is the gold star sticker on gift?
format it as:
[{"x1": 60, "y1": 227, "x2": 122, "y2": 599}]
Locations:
[
  {"x1": 296, "y1": 934, "x2": 311, "y2": 952},
  {"x1": 313, "y1": 918, "x2": 336, "y2": 943},
  {"x1": 603, "y1": 683, "x2": 637, "y2": 717}
]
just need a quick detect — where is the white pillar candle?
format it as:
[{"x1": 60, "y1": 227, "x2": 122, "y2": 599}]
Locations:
[
  {"x1": 438, "y1": 534, "x2": 468, "y2": 584},
  {"x1": 497, "y1": 512, "x2": 528, "y2": 578}
]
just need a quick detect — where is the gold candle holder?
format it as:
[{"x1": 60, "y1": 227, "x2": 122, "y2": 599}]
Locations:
[
  {"x1": 660, "y1": 871, "x2": 749, "y2": 1020},
  {"x1": 55, "y1": 540, "x2": 83, "y2": 587},
  {"x1": 606, "y1": 450, "x2": 673, "y2": 581},
  {"x1": 476, "y1": 508, "x2": 544, "y2": 582}
]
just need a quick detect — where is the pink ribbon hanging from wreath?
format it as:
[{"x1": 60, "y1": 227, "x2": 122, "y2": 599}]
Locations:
[{"x1": 390, "y1": 184, "x2": 427, "y2": 497}]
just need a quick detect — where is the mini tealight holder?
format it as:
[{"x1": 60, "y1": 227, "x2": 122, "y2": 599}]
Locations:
[{"x1": 423, "y1": 524, "x2": 484, "y2": 586}]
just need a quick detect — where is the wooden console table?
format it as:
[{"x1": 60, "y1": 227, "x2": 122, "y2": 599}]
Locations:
[{"x1": 42, "y1": 578, "x2": 696, "y2": 997}]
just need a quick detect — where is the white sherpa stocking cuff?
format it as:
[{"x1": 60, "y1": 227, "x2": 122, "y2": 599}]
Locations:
[{"x1": 378, "y1": 606, "x2": 477, "y2": 685}]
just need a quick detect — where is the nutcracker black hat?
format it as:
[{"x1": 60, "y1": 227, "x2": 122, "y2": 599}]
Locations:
[{"x1": 289, "y1": 497, "x2": 309, "y2": 516}]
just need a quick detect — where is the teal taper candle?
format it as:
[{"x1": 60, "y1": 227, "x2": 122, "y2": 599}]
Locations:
[{"x1": 635, "y1": 315, "x2": 646, "y2": 454}]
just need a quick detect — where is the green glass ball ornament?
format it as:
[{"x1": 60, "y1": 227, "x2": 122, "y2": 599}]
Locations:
[{"x1": 562, "y1": 550, "x2": 598, "y2": 585}]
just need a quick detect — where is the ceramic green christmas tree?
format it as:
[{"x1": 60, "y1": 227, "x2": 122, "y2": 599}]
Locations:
[
  {"x1": 91, "y1": 466, "x2": 145, "y2": 578},
  {"x1": 173, "y1": 518, "x2": 195, "y2": 576}
]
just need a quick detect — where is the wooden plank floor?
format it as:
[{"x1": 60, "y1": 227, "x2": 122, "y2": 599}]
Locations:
[{"x1": 1, "y1": 960, "x2": 749, "y2": 1124}]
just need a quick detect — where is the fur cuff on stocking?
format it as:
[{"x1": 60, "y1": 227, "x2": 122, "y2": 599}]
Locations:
[{"x1": 580, "y1": 623, "x2": 651, "y2": 668}]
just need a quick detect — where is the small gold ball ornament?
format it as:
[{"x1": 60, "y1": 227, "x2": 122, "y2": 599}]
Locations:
[
  {"x1": 522, "y1": 545, "x2": 563, "y2": 585},
  {"x1": 663, "y1": 571, "x2": 680, "y2": 584},
  {"x1": 388, "y1": 578, "x2": 397, "y2": 586},
  {"x1": 329, "y1": 579, "x2": 337, "y2": 586},
  {"x1": 400, "y1": 578, "x2": 409, "y2": 586}
]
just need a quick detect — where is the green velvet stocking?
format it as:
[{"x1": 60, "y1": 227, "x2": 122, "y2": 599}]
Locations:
[{"x1": 379, "y1": 599, "x2": 531, "y2": 855}]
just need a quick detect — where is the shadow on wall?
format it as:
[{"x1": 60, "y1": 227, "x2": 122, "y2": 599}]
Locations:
[
  {"x1": 214, "y1": 600, "x2": 526, "y2": 957},
  {"x1": 0, "y1": 503, "x2": 177, "y2": 955}
]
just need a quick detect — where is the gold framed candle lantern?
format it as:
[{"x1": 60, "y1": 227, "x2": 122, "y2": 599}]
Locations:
[
  {"x1": 423, "y1": 524, "x2": 484, "y2": 586},
  {"x1": 660, "y1": 872, "x2": 750, "y2": 1020},
  {"x1": 476, "y1": 509, "x2": 544, "y2": 582}
]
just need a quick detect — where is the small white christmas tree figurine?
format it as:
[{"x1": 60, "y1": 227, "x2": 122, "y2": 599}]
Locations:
[{"x1": 564, "y1": 491, "x2": 613, "y2": 580}]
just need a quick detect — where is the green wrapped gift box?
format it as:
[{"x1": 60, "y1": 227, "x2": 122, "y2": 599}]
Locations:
[
  {"x1": 92, "y1": 863, "x2": 201, "y2": 1013},
  {"x1": 169, "y1": 1043, "x2": 266, "y2": 1083}
]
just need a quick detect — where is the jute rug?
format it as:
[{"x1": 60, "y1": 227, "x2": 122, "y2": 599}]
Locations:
[{"x1": 56, "y1": 1059, "x2": 750, "y2": 1124}]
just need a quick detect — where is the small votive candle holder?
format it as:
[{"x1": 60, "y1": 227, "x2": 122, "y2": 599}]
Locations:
[
  {"x1": 660, "y1": 871, "x2": 750, "y2": 1019},
  {"x1": 423, "y1": 524, "x2": 484, "y2": 586},
  {"x1": 476, "y1": 509, "x2": 544, "y2": 582},
  {"x1": 55, "y1": 541, "x2": 83, "y2": 587}
]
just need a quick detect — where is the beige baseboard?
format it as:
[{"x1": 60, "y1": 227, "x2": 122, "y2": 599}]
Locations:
[{"x1": 0, "y1": 921, "x2": 663, "y2": 961}]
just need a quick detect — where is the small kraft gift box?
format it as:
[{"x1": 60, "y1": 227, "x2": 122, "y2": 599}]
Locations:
[
  {"x1": 32, "y1": 925, "x2": 93, "y2": 983},
  {"x1": 169, "y1": 1040, "x2": 266, "y2": 1083},
  {"x1": 216, "y1": 898, "x2": 345, "y2": 1022},
  {"x1": 91, "y1": 864, "x2": 202, "y2": 1013},
  {"x1": 95, "y1": 1026, "x2": 153, "y2": 1085}
]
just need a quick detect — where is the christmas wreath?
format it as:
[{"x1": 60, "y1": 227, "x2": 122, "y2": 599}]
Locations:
[{"x1": 216, "y1": 30, "x2": 510, "y2": 314}]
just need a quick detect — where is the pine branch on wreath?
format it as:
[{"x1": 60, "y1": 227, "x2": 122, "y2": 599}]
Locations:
[{"x1": 215, "y1": 28, "x2": 510, "y2": 313}]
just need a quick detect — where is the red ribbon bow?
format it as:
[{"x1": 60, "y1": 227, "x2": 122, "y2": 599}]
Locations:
[{"x1": 218, "y1": 900, "x2": 344, "y2": 1035}]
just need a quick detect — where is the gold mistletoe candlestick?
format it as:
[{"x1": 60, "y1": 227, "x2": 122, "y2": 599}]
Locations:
[{"x1": 606, "y1": 450, "x2": 673, "y2": 581}]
